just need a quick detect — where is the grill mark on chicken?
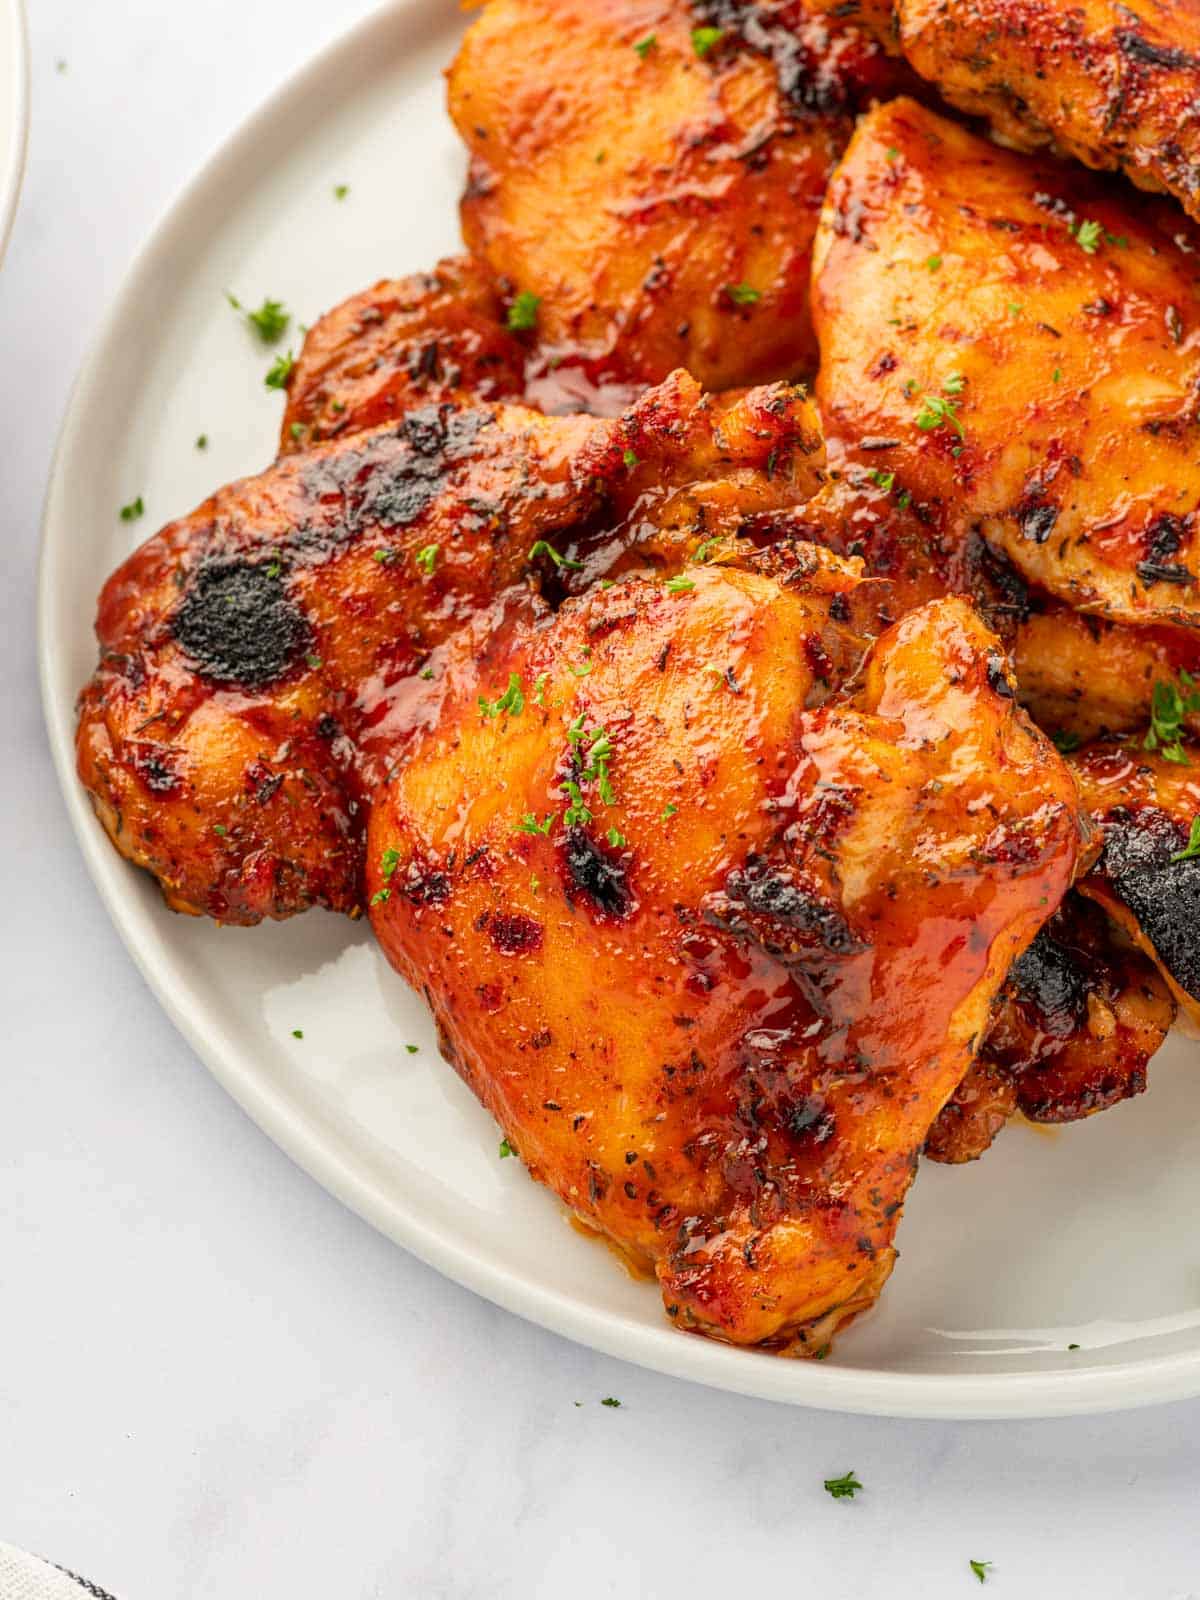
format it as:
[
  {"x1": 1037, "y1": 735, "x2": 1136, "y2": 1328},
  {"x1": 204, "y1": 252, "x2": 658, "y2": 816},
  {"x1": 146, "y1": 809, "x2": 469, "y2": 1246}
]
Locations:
[
  {"x1": 172, "y1": 559, "x2": 312, "y2": 688},
  {"x1": 709, "y1": 856, "x2": 863, "y2": 957}
]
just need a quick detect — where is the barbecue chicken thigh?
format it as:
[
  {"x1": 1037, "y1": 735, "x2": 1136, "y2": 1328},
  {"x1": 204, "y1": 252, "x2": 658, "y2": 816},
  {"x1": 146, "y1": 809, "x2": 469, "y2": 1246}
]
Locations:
[
  {"x1": 76, "y1": 373, "x2": 824, "y2": 924},
  {"x1": 823, "y1": 0, "x2": 1200, "y2": 226},
  {"x1": 926, "y1": 893, "x2": 1175, "y2": 1163},
  {"x1": 813, "y1": 97, "x2": 1200, "y2": 629},
  {"x1": 369, "y1": 554, "x2": 1080, "y2": 1349},
  {"x1": 448, "y1": 0, "x2": 911, "y2": 399}
]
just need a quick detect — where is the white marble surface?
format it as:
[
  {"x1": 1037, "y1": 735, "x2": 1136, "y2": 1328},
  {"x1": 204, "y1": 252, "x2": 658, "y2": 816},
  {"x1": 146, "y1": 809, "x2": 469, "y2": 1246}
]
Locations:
[{"x1": 4, "y1": 3, "x2": 1200, "y2": 1595}]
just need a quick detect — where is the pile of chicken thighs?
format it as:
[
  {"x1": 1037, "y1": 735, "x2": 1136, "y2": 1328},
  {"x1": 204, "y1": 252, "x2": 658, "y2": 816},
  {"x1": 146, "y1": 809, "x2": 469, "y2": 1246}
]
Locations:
[{"x1": 77, "y1": 0, "x2": 1200, "y2": 1354}]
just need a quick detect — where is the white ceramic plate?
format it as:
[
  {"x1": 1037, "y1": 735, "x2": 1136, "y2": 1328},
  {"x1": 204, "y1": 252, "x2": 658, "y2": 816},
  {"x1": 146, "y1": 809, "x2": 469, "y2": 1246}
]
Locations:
[
  {"x1": 0, "y1": 0, "x2": 27, "y2": 263},
  {"x1": 39, "y1": 0, "x2": 1200, "y2": 1419}
]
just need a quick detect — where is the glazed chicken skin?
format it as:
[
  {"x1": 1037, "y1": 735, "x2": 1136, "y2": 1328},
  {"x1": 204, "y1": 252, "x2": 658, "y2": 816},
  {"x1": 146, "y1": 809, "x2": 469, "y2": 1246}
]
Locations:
[
  {"x1": 818, "y1": 0, "x2": 1200, "y2": 226},
  {"x1": 280, "y1": 256, "x2": 525, "y2": 451},
  {"x1": 449, "y1": 0, "x2": 912, "y2": 399},
  {"x1": 812, "y1": 97, "x2": 1200, "y2": 630},
  {"x1": 76, "y1": 373, "x2": 826, "y2": 924},
  {"x1": 926, "y1": 894, "x2": 1175, "y2": 1163},
  {"x1": 369, "y1": 554, "x2": 1080, "y2": 1349}
]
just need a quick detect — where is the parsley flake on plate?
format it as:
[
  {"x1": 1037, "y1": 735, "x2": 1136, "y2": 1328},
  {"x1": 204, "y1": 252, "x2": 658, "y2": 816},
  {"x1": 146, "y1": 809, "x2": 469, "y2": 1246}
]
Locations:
[{"x1": 823, "y1": 1471, "x2": 862, "y2": 1500}]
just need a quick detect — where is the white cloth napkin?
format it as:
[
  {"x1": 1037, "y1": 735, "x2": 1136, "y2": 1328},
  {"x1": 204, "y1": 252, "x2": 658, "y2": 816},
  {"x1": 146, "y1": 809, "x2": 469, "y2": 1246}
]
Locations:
[{"x1": 0, "y1": 1544, "x2": 118, "y2": 1600}]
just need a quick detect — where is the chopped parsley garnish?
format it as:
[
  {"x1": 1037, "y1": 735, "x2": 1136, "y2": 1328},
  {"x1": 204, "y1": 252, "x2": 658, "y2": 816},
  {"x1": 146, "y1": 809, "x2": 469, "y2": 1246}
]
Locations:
[
  {"x1": 333, "y1": 184, "x2": 349, "y2": 200},
  {"x1": 506, "y1": 291, "x2": 541, "y2": 332},
  {"x1": 623, "y1": 447, "x2": 640, "y2": 469},
  {"x1": 725, "y1": 281, "x2": 761, "y2": 306},
  {"x1": 666, "y1": 575, "x2": 695, "y2": 594},
  {"x1": 499, "y1": 1138, "x2": 514, "y2": 1159},
  {"x1": 213, "y1": 823, "x2": 228, "y2": 836},
  {"x1": 264, "y1": 351, "x2": 294, "y2": 389},
  {"x1": 419, "y1": 666, "x2": 434, "y2": 680},
  {"x1": 885, "y1": 146, "x2": 899, "y2": 161},
  {"x1": 305, "y1": 653, "x2": 323, "y2": 670},
  {"x1": 969, "y1": 1560, "x2": 992, "y2": 1584},
  {"x1": 119, "y1": 496, "x2": 144, "y2": 522},
  {"x1": 370, "y1": 888, "x2": 391, "y2": 906},
  {"x1": 607, "y1": 826, "x2": 626, "y2": 847},
  {"x1": 562, "y1": 779, "x2": 593, "y2": 828},
  {"x1": 266, "y1": 558, "x2": 282, "y2": 579},
  {"x1": 691, "y1": 25, "x2": 724, "y2": 56},
  {"x1": 1052, "y1": 367, "x2": 1063, "y2": 383},
  {"x1": 568, "y1": 659, "x2": 593, "y2": 678},
  {"x1": 600, "y1": 1396, "x2": 622, "y2": 1407},
  {"x1": 692, "y1": 537, "x2": 723, "y2": 562},
  {"x1": 942, "y1": 371, "x2": 966, "y2": 395},
  {"x1": 373, "y1": 547, "x2": 397, "y2": 564},
  {"x1": 823, "y1": 1471, "x2": 862, "y2": 1500},
  {"x1": 1072, "y1": 218, "x2": 1103, "y2": 254},
  {"x1": 1144, "y1": 671, "x2": 1200, "y2": 764},
  {"x1": 243, "y1": 297, "x2": 290, "y2": 343},
  {"x1": 1051, "y1": 729, "x2": 1082, "y2": 754},
  {"x1": 292, "y1": 1028, "x2": 304, "y2": 1039},
  {"x1": 1171, "y1": 816, "x2": 1200, "y2": 862},
  {"x1": 533, "y1": 672, "x2": 550, "y2": 705},
  {"x1": 915, "y1": 393, "x2": 964, "y2": 438},
  {"x1": 634, "y1": 33, "x2": 658, "y2": 57},
  {"x1": 871, "y1": 469, "x2": 895, "y2": 491},
  {"x1": 195, "y1": 434, "x2": 208, "y2": 450},
  {"x1": 529, "y1": 539, "x2": 584, "y2": 571},
  {"x1": 289, "y1": 421, "x2": 305, "y2": 441},
  {"x1": 479, "y1": 671, "x2": 525, "y2": 719},
  {"x1": 380, "y1": 847, "x2": 400, "y2": 879},
  {"x1": 415, "y1": 544, "x2": 439, "y2": 576},
  {"x1": 926, "y1": 254, "x2": 942, "y2": 272},
  {"x1": 405, "y1": 1044, "x2": 419, "y2": 1054},
  {"x1": 896, "y1": 489, "x2": 912, "y2": 509},
  {"x1": 660, "y1": 803, "x2": 678, "y2": 821},
  {"x1": 571, "y1": 723, "x2": 616, "y2": 804},
  {"x1": 518, "y1": 812, "x2": 555, "y2": 835}
]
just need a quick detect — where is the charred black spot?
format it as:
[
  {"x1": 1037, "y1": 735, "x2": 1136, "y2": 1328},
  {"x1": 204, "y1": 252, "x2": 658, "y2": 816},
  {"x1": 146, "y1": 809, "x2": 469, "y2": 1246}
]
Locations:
[
  {"x1": 172, "y1": 559, "x2": 310, "y2": 688},
  {"x1": 1115, "y1": 28, "x2": 1200, "y2": 70},
  {"x1": 1007, "y1": 926, "x2": 1089, "y2": 1036},
  {"x1": 1137, "y1": 512, "x2": 1194, "y2": 586},
  {"x1": 1100, "y1": 807, "x2": 1200, "y2": 999},
  {"x1": 713, "y1": 856, "x2": 862, "y2": 957},
  {"x1": 968, "y1": 536, "x2": 1031, "y2": 629},
  {"x1": 1018, "y1": 501, "x2": 1058, "y2": 544},
  {"x1": 488, "y1": 912, "x2": 543, "y2": 955},
  {"x1": 1137, "y1": 561, "x2": 1195, "y2": 586},
  {"x1": 562, "y1": 829, "x2": 630, "y2": 919}
]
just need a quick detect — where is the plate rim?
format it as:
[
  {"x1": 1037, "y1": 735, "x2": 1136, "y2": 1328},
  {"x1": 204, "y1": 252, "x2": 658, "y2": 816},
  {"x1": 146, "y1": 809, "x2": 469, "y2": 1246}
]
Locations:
[
  {"x1": 36, "y1": 0, "x2": 1200, "y2": 1420},
  {"x1": 0, "y1": 0, "x2": 29, "y2": 265}
]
